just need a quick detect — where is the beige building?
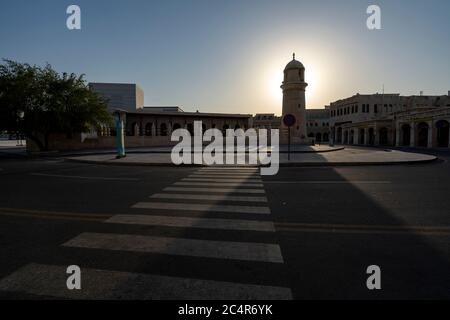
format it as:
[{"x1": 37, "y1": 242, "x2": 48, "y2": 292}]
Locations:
[
  {"x1": 329, "y1": 93, "x2": 450, "y2": 148},
  {"x1": 306, "y1": 108, "x2": 330, "y2": 143},
  {"x1": 89, "y1": 82, "x2": 252, "y2": 138},
  {"x1": 121, "y1": 109, "x2": 251, "y2": 138},
  {"x1": 252, "y1": 114, "x2": 281, "y2": 130}
]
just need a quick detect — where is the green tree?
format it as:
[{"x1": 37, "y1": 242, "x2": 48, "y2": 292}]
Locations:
[{"x1": 0, "y1": 60, "x2": 112, "y2": 150}]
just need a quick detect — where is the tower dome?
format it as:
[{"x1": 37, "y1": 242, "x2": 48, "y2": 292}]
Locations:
[{"x1": 284, "y1": 53, "x2": 304, "y2": 71}]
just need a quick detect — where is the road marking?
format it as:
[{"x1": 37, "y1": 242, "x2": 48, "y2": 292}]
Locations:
[
  {"x1": 30, "y1": 173, "x2": 139, "y2": 181},
  {"x1": 263, "y1": 181, "x2": 391, "y2": 184},
  {"x1": 175, "y1": 182, "x2": 263, "y2": 188},
  {"x1": 106, "y1": 215, "x2": 275, "y2": 232},
  {"x1": 200, "y1": 167, "x2": 258, "y2": 170},
  {"x1": 199, "y1": 168, "x2": 259, "y2": 172},
  {"x1": 183, "y1": 178, "x2": 262, "y2": 183},
  {"x1": 275, "y1": 222, "x2": 450, "y2": 236},
  {"x1": 164, "y1": 187, "x2": 266, "y2": 194},
  {"x1": 196, "y1": 170, "x2": 260, "y2": 175},
  {"x1": 132, "y1": 202, "x2": 271, "y2": 214},
  {"x1": 189, "y1": 174, "x2": 261, "y2": 182},
  {"x1": 63, "y1": 233, "x2": 283, "y2": 263},
  {"x1": 0, "y1": 263, "x2": 291, "y2": 299},
  {"x1": 151, "y1": 193, "x2": 268, "y2": 202},
  {"x1": 0, "y1": 207, "x2": 109, "y2": 222},
  {"x1": 191, "y1": 172, "x2": 260, "y2": 177}
]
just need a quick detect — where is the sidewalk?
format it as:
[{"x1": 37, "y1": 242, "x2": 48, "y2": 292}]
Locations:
[
  {"x1": 0, "y1": 140, "x2": 27, "y2": 158},
  {"x1": 65, "y1": 146, "x2": 437, "y2": 167}
]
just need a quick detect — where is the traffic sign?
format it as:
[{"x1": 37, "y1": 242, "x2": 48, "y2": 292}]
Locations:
[{"x1": 283, "y1": 114, "x2": 296, "y2": 127}]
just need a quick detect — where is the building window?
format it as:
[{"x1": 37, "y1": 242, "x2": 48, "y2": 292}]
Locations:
[{"x1": 374, "y1": 104, "x2": 378, "y2": 113}]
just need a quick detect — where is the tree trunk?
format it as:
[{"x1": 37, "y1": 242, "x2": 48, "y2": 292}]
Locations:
[{"x1": 25, "y1": 133, "x2": 45, "y2": 151}]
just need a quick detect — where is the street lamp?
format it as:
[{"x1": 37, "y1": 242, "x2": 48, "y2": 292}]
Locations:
[
  {"x1": 17, "y1": 111, "x2": 25, "y2": 146},
  {"x1": 113, "y1": 110, "x2": 126, "y2": 158}
]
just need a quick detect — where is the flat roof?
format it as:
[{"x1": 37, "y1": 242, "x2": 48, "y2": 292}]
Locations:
[{"x1": 122, "y1": 109, "x2": 252, "y2": 118}]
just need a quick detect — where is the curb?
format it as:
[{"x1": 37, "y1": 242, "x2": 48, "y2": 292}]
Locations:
[
  {"x1": 65, "y1": 155, "x2": 438, "y2": 168},
  {"x1": 52, "y1": 146, "x2": 345, "y2": 157}
]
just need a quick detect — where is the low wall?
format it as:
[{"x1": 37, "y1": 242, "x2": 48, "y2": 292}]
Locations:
[{"x1": 26, "y1": 134, "x2": 176, "y2": 153}]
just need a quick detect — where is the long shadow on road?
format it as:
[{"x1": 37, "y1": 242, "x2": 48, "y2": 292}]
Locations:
[{"x1": 264, "y1": 165, "x2": 450, "y2": 299}]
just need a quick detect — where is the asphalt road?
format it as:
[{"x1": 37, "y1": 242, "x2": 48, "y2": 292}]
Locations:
[{"x1": 0, "y1": 148, "x2": 449, "y2": 299}]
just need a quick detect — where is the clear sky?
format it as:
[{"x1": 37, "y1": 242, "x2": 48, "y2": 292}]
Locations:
[{"x1": 1, "y1": 0, "x2": 449, "y2": 114}]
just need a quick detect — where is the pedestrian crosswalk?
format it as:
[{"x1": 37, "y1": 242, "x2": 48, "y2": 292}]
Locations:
[
  {"x1": 164, "y1": 186, "x2": 266, "y2": 194},
  {"x1": 150, "y1": 193, "x2": 268, "y2": 203},
  {"x1": 63, "y1": 232, "x2": 283, "y2": 263},
  {"x1": 0, "y1": 166, "x2": 292, "y2": 300},
  {"x1": 132, "y1": 202, "x2": 271, "y2": 214},
  {"x1": 0, "y1": 263, "x2": 291, "y2": 300},
  {"x1": 105, "y1": 214, "x2": 275, "y2": 231}
]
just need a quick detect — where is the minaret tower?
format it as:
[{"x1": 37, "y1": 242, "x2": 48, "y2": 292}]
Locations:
[{"x1": 281, "y1": 53, "x2": 308, "y2": 143}]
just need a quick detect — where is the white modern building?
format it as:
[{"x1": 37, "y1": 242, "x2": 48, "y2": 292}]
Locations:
[{"x1": 89, "y1": 83, "x2": 144, "y2": 112}]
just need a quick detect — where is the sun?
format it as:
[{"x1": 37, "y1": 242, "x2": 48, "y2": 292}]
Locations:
[
  {"x1": 267, "y1": 67, "x2": 284, "y2": 106},
  {"x1": 305, "y1": 65, "x2": 318, "y2": 105}
]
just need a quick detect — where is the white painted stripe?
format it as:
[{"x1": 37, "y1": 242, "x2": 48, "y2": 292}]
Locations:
[
  {"x1": 196, "y1": 171, "x2": 260, "y2": 175},
  {"x1": 151, "y1": 193, "x2": 267, "y2": 202},
  {"x1": 263, "y1": 181, "x2": 392, "y2": 184},
  {"x1": 106, "y1": 215, "x2": 275, "y2": 232},
  {"x1": 200, "y1": 168, "x2": 259, "y2": 172},
  {"x1": 164, "y1": 187, "x2": 266, "y2": 194},
  {"x1": 0, "y1": 263, "x2": 292, "y2": 299},
  {"x1": 175, "y1": 182, "x2": 263, "y2": 188},
  {"x1": 63, "y1": 233, "x2": 283, "y2": 263},
  {"x1": 132, "y1": 202, "x2": 271, "y2": 214},
  {"x1": 183, "y1": 178, "x2": 262, "y2": 183},
  {"x1": 31, "y1": 173, "x2": 139, "y2": 181},
  {"x1": 189, "y1": 174, "x2": 262, "y2": 182},
  {"x1": 192, "y1": 172, "x2": 260, "y2": 176}
]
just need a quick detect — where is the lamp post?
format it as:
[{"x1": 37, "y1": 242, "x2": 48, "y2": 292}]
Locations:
[
  {"x1": 17, "y1": 111, "x2": 25, "y2": 146},
  {"x1": 114, "y1": 110, "x2": 126, "y2": 158}
]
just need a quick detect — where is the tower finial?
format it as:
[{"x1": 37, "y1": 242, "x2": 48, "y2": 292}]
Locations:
[{"x1": 293, "y1": 52, "x2": 295, "y2": 60}]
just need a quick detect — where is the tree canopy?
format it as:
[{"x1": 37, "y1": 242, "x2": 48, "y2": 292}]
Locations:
[{"x1": 0, "y1": 60, "x2": 112, "y2": 150}]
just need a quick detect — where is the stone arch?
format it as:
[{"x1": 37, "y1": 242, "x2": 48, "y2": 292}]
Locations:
[
  {"x1": 144, "y1": 123, "x2": 153, "y2": 136},
  {"x1": 223, "y1": 124, "x2": 229, "y2": 135},
  {"x1": 359, "y1": 128, "x2": 365, "y2": 144},
  {"x1": 323, "y1": 132, "x2": 329, "y2": 142},
  {"x1": 160, "y1": 123, "x2": 168, "y2": 136},
  {"x1": 401, "y1": 123, "x2": 411, "y2": 146},
  {"x1": 187, "y1": 123, "x2": 194, "y2": 136},
  {"x1": 368, "y1": 128, "x2": 375, "y2": 145},
  {"x1": 316, "y1": 132, "x2": 322, "y2": 142},
  {"x1": 337, "y1": 127, "x2": 343, "y2": 143},
  {"x1": 344, "y1": 130, "x2": 349, "y2": 144},
  {"x1": 436, "y1": 120, "x2": 450, "y2": 148},
  {"x1": 128, "y1": 122, "x2": 138, "y2": 136},
  {"x1": 349, "y1": 130, "x2": 354, "y2": 144},
  {"x1": 379, "y1": 127, "x2": 389, "y2": 145},
  {"x1": 417, "y1": 122, "x2": 429, "y2": 147}
]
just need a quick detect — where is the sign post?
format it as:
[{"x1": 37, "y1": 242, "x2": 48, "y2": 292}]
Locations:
[
  {"x1": 282, "y1": 114, "x2": 296, "y2": 161},
  {"x1": 114, "y1": 111, "x2": 126, "y2": 158}
]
